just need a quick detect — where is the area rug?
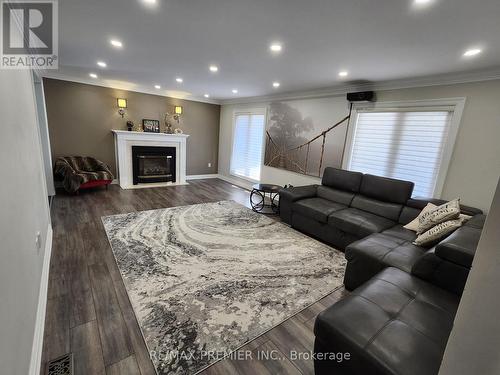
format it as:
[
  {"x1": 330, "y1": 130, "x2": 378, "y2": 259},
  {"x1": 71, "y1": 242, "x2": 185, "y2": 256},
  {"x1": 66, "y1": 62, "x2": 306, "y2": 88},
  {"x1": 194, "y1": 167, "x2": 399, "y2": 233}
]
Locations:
[{"x1": 102, "y1": 200, "x2": 346, "y2": 374}]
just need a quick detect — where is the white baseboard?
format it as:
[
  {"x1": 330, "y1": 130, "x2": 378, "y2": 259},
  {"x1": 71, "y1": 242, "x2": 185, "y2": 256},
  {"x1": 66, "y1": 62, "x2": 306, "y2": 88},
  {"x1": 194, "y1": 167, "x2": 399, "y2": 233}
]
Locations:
[
  {"x1": 113, "y1": 175, "x2": 219, "y2": 184},
  {"x1": 29, "y1": 223, "x2": 53, "y2": 375},
  {"x1": 186, "y1": 174, "x2": 219, "y2": 180},
  {"x1": 124, "y1": 181, "x2": 189, "y2": 189}
]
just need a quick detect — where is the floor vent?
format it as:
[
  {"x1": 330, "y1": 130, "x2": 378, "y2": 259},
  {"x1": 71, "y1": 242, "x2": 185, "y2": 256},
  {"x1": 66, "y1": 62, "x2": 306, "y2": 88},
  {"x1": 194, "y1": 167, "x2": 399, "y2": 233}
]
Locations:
[{"x1": 46, "y1": 353, "x2": 73, "y2": 375}]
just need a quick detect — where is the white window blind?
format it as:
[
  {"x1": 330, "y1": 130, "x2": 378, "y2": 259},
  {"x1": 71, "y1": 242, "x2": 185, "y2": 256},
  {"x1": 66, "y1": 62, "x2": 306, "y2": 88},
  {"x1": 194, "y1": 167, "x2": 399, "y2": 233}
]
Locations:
[
  {"x1": 349, "y1": 110, "x2": 452, "y2": 197},
  {"x1": 230, "y1": 113, "x2": 265, "y2": 181}
]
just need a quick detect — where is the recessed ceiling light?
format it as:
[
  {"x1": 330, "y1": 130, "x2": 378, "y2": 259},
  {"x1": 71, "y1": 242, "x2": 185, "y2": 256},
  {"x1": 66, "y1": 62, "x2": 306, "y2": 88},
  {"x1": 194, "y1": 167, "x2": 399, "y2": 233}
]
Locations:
[
  {"x1": 143, "y1": 0, "x2": 156, "y2": 4},
  {"x1": 154, "y1": 85, "x2": 161, "y2": 89},
  {"x1": 338, "y1": 71, "x2": 349, "y2": 77},
  {"x1": 232, "y1": 89, "x2": 238, "y2": 94},
  {"x1": 176, "y1": 77, "x2": 183, "y2": 83},
  {"x1": 463, "y1": 48, "x2": 482, "y2": 57},
  {"x1": 89, "y1": 73, "x2": 98, "y2": 79},
  {"x1": 110, "y1": 39, "x2": 123, "y2": 48},
  {"x1": 269, "y1": 43, "x2": 282, "y2": 53},
  {"x1": 97, "y1": 61, "x2": 107, "y2": 68},
  {"x1": 414, "y1": 0, "x2": 432, "y2": 5},
  {"x1": 209, "y1": 65, "x2": 219, "y2": 72},
  {"x1": 204, "y1": 94, "x2": 210, "y2": 98},
  {"x1": 272, "y1": 82, "x2": 280, "y2": 88}
]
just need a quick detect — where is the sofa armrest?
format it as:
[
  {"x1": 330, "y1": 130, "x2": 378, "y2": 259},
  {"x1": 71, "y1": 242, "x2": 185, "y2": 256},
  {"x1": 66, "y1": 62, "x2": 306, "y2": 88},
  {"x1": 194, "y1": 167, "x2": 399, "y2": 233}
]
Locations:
[
  {"x1": 463, "y1": 214, "x2": 486, "y2": 229},
  {"x1": 435, "y1": 226, "x2": 481, "y2": 268},
  {"x1": 278, "y1": 185, "x2": 318, "y2": 224},
  {"x1": 54, "y1": 158, "x2": 77, "y2": 178},
  {"x1": 411, "y1": 248, "x2": 470, "y2": 295},
  {"x1": 279, "y1": 185, "x2": 318, "y2": 202}
]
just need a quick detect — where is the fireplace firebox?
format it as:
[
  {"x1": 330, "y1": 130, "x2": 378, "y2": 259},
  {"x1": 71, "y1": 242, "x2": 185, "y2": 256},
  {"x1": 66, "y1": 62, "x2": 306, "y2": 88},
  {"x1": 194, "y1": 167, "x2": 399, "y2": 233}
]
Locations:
[{"x1": 132, "y1": 146, "x2": 176, "y2": 185}]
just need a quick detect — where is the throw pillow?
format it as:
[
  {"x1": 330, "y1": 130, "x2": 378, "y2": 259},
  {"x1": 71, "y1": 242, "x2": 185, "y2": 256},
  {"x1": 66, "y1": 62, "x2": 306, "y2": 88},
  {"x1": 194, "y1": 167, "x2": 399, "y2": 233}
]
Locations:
[
  {"x1": 460, "y1": 214, "x2": 472, "y2": 222},
  {"x1": 403, "y1": 203, "x2": 436, "y2": 232},
  {"x1": 413, "y1": 218, "x2": 464, "y2": 246},
  {"x1": 417, "y1": 198, "x2": 461, "y2": 234}
]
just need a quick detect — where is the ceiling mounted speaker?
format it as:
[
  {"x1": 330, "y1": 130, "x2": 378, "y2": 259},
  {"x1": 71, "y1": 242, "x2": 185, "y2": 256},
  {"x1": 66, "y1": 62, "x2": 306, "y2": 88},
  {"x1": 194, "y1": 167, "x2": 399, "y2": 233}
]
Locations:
[{"x1": 347, "y1": 91, "x2": 375, "y2": 102}]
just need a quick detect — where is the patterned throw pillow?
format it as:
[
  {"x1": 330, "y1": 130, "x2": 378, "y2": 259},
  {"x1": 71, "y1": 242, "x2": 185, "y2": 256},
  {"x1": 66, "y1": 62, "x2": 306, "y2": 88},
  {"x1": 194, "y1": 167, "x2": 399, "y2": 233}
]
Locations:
[
  {"x1": 413, "y1": 218, "x2": 464, "y2": 246},
  {"x1": 417, "y1": 198, "x2": 461, "y2": 234},
  {"x1": 403, "y1": 203, "x2": 436, "y2": 232}
]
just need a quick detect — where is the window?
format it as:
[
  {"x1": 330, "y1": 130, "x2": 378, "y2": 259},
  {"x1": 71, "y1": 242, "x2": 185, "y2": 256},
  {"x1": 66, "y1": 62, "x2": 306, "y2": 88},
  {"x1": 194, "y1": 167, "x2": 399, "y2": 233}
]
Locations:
[
  {"x1": 346, "y1": 103, "x2": 461, "y2": 198},
  {"x1": 230, "y1": 111, "x2": 265, "y2": 181}
]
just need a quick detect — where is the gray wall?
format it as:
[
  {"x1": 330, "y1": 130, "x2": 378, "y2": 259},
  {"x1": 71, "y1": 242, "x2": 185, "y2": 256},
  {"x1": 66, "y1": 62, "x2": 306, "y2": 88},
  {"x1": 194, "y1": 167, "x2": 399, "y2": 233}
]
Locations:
[
  {"x1": 219, "y1": 79, "x2": 500, "y2": 212},
  {"x1": 34, "y1": 75, "x2": 55, "y2": 196},
  {"x1": 439, "y1": 178, "x2": 500, "y2": 375},
  {"x1": 43, "y1": 78, "x2": 220, "y2": 176},
  {"x1": 0, "y1": 70, "x2": 52, "y2": 374}
]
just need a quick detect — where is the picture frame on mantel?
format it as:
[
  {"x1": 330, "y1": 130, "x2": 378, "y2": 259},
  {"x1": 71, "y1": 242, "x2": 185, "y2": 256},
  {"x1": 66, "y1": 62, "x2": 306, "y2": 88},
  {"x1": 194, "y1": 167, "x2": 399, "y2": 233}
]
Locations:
[{"x1": 142, "y1": 119, "x2": 160, "y2": 133}]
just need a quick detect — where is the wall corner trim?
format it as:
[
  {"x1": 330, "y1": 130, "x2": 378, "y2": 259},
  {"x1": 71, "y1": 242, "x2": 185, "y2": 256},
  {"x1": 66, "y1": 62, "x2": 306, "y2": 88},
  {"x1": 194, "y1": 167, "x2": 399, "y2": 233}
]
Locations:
[{"x1": 29, "y1": 223, "x2": 53, "y2": 375}]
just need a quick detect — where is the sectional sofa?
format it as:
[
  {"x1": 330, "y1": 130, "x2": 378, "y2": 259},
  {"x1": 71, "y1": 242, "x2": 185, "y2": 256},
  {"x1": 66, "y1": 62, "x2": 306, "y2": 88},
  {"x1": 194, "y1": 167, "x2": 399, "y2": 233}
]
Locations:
[{"x1": 279, "y1": 167, "x2": 485, "y2": 375}]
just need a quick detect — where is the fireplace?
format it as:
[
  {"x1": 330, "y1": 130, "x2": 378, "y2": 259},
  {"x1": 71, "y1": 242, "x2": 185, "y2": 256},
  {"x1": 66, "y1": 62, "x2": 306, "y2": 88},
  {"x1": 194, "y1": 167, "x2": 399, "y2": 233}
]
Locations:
[
  {"x1": 112, "y1": 130, "x2": 188, "y2": 188},
  {"x1": 132, "y1": 146, "x2": 176, "y2": 185}
]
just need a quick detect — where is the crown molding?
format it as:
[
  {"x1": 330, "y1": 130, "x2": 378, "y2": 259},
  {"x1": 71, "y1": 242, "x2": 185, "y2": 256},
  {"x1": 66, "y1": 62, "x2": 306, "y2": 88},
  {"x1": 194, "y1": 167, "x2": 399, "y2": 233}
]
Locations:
[
  {"x1": 220, "y1": 67, "x2": 500, "y2": 105},
  {"x1": 40, "y1": 72, "x2": 222, "y2": 105},
  {"x1": 41, "y1": 66, "x2": 500, "y2": 107}
]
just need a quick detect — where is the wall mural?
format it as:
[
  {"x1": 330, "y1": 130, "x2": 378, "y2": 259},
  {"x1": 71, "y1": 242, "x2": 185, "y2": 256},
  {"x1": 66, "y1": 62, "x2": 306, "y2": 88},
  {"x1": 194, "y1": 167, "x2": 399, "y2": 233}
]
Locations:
[{"x1": 264, "y1": 98, "x2": 351, "y2": 177}]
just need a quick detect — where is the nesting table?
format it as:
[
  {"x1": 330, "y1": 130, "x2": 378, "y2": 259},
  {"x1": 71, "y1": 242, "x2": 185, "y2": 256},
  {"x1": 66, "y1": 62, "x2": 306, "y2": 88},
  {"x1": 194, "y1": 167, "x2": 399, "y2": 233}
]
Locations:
[{"x1": 250, "y1": 183, "x2": 282, "y2": 214}]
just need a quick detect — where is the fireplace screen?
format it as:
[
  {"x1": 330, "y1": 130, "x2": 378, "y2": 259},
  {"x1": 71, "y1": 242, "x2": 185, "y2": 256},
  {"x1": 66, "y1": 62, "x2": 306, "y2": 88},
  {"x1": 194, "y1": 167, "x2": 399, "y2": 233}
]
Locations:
[
  {"x1": 138, "y1": 155, "x2": 172, "y2": 178},
  {"x1": 132, "y1": 146, "x2": 176, "y2": 184}
]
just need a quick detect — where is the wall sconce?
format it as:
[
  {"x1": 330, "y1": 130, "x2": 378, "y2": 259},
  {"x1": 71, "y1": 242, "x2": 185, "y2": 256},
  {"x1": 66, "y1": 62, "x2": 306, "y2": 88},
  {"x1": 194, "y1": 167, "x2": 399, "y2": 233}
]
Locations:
[
  {"x1": 117, "y1": 98, "x2": 127, "y2": 118},
  {"x1": 173, "y1": 105, "x2": 183, "y2": 122}
]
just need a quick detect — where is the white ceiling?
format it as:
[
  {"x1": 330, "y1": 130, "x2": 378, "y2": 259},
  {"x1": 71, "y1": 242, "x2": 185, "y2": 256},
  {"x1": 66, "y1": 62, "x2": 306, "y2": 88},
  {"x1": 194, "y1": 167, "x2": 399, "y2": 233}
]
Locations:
[{"x1": 44, "y1": 0, "x2": 500, "y2": 103}]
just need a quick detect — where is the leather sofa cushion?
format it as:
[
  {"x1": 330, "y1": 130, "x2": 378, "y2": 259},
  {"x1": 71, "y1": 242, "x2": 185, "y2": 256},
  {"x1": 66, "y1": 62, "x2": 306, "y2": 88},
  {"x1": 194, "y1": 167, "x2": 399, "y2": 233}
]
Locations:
[
  {"x1": 343, "y1": 233, "x2": 427, "y2": 291},
  {"x1": 345, "y1": 234, "x2": 425, "y2": 280},
  {"x1": 435, "y1": 226, "x2": 481, "y2": 268},
  {"x1": 328, "y1": 208, "x2": 395, "y2": 237},
  {"x1": 317, "y1": 185, "x2": 355, "y2": 206},
  {"x1": 351, "y1": 195, "x2": 403, "y2": 221},
  {"x1": 321, "y1": 167, "x2": 363, "y2": 193},
  {"x1": 360, "y1": 174, "x2": 414, "y2": 204},
  {"x1": 315, "y1": 267, "x2": 459, "y2": 375},
  {"x1": 382, "y1": 225, "x2": 418, "y2": 242},
  {"x1": 398, "y1": 206, "x2": 422, "y2": 225},
  {"x1": 292, "y1": 198, "x2": 347, "y2": 223}
]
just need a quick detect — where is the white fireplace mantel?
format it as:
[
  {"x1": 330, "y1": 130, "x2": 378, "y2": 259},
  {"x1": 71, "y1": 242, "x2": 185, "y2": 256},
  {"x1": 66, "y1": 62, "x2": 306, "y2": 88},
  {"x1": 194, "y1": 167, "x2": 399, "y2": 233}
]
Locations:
[{"x1": 112, "y1": 130, "x2": 189, "y2": 189}]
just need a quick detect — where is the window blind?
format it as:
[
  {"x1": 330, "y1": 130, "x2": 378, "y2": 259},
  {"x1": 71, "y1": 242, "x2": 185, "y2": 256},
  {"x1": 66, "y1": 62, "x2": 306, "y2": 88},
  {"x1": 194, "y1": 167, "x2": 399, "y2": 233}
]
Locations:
[
  {"x1": 349, "y1": 111, "x2": 452, "y2": 197},
  {"x1": 230, "y1": 113, "x2": 265, "y2": 181}
]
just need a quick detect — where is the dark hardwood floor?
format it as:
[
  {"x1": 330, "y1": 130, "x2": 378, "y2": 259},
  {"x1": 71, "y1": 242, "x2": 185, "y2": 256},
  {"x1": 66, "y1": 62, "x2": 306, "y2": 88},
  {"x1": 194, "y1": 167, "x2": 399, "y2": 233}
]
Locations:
[{"x1": 41, "y1": 179, "x2": 347, "y2": 375}]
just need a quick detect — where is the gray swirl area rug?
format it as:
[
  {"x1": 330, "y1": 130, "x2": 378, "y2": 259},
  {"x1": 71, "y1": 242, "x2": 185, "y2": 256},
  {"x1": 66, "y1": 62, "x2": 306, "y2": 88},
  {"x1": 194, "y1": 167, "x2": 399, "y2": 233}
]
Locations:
[{"x1": 101, "y1": 200, "x2": 346, "y2": 375}]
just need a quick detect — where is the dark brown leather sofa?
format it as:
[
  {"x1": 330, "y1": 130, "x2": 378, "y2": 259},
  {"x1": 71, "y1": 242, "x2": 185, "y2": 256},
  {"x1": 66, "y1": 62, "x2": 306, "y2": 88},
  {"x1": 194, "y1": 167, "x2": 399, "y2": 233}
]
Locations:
[{"x1": 278, "y1": 167, "x2": 485, "y2": 375}]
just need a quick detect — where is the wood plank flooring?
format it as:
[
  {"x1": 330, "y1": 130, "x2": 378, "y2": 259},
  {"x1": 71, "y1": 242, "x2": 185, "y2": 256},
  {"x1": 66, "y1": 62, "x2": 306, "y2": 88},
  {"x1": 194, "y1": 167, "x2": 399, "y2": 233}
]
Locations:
[{"x1": 41, "y1": 179, "x2": 347, "y2": 375}]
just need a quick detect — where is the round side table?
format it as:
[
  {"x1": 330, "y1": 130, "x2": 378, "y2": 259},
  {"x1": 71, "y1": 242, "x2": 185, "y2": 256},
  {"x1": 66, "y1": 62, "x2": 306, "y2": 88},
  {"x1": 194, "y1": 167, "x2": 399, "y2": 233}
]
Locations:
[{"x1": 250, "y1": 184, "x2": 282, "y2": 214}]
